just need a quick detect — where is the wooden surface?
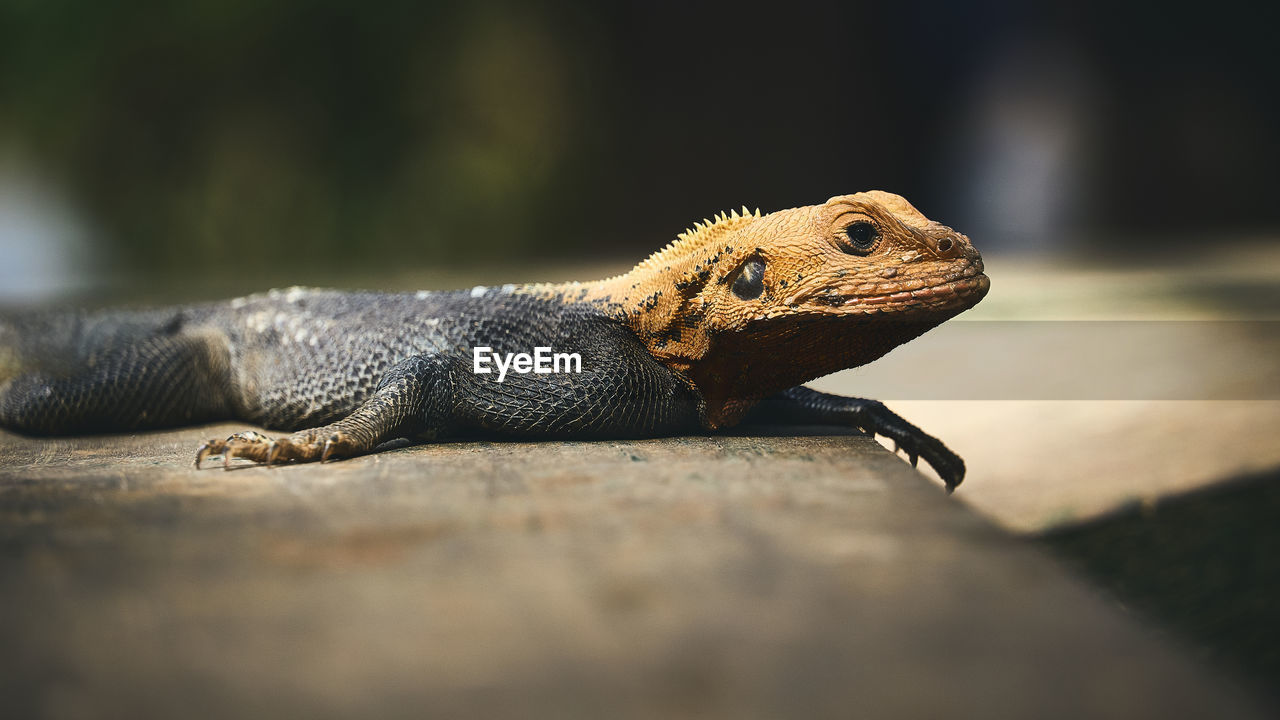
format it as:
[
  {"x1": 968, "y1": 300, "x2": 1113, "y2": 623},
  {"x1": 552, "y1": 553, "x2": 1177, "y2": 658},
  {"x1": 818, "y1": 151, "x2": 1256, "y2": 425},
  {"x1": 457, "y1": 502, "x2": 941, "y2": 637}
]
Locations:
[{"x1": 0, "y1": 425, "x2": 1268, "y2": 719}]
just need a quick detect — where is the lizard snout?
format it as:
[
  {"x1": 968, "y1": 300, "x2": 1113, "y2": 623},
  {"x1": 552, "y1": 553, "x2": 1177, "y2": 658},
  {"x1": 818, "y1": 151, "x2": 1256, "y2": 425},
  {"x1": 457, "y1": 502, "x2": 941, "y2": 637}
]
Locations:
[{"x1": 923, "y1": 229, "x2": 970, "y2": 260}]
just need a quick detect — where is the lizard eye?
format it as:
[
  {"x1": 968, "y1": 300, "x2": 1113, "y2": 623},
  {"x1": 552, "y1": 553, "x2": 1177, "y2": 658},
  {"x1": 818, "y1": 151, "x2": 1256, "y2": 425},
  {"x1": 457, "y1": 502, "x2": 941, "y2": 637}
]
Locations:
[
  {"x1": 841, "y1": 221, "x2": 879, "y2": 255},
  {"x1": 730, "y1": 258, "x2": 765, "y2": 301}
]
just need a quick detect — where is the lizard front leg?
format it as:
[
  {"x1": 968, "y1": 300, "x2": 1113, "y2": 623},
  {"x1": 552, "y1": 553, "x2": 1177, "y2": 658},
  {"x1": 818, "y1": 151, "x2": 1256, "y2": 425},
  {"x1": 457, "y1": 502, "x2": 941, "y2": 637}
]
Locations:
[
  {"x1": 743, "y1": 385, "x2": 966, "y2": 491},
  {"x1": 196, "y1": 355, "x2": 446, "y2": 467}
]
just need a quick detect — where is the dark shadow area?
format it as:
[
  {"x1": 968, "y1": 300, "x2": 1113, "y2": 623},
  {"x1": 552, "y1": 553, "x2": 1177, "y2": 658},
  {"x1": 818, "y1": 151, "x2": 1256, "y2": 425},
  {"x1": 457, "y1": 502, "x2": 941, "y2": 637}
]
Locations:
[{"x1": 1039, "y1": 467, "x2": 1280, "y2": 701}]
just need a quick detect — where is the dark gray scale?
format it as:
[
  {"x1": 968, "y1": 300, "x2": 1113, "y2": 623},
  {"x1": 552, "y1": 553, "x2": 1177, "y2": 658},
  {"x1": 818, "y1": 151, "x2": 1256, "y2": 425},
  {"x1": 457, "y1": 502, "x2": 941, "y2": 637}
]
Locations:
[{"x1": 0, "y1": 287, "x2": 706, "y2": 440}]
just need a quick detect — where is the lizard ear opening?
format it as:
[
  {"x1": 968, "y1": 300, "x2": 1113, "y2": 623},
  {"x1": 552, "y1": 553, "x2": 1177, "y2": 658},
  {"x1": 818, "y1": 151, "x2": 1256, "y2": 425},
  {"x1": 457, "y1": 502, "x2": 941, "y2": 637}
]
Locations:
[{"x1": 730, "y1": 257, "x2": 766, "y2": 301}]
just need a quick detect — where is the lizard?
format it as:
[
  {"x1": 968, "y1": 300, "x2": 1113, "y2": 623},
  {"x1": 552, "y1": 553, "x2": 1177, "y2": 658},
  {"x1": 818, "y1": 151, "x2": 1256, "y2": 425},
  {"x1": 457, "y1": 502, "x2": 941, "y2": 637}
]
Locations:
[{"x1": 0, "y1": 191, "x2": 989, "y2": 490}]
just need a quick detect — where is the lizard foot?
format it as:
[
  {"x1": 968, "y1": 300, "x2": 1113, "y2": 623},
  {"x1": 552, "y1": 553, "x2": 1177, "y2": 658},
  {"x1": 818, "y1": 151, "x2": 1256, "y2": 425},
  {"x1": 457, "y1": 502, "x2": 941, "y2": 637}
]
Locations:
[
  {"x1": 875, "y1": 420, "x2": 962, "y2": 486},
  {"x1": 852, "y1": 402, "x2": 966, "y2": 492},
  {"x1": 194, "y1": 428, "x2": 360, "y2": 468}
]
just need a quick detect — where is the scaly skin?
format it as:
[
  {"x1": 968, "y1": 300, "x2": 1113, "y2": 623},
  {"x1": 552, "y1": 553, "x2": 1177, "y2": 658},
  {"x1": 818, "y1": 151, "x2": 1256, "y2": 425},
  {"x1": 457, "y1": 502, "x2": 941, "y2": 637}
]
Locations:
[{"x1": 0, "y1": 191, "x2": 988, "y2": 489}]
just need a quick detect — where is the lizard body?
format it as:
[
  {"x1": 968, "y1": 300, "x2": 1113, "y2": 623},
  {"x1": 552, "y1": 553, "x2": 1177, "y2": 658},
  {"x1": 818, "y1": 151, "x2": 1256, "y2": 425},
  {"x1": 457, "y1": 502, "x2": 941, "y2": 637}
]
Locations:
[{"x1": 0, "y1": 191, "x2": 988, "y2": 488}]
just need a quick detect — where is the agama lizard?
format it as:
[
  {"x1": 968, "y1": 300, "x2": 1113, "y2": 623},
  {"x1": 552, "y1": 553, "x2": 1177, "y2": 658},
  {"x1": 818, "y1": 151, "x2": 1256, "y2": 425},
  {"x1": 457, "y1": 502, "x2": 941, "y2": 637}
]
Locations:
[{"x1": 0, "y1": 191, "x2": 988, "y2": 489}]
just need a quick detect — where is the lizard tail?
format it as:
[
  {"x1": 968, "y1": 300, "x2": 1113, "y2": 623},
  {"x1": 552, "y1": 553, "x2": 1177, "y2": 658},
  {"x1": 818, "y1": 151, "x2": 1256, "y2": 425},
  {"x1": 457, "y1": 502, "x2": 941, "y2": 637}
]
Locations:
[
  {"x1": 0, "y1": 308, "x2": 235, "y2": 435},
  {"x1": 0, "y1": 309, "x2": 93, "y2": 385}
]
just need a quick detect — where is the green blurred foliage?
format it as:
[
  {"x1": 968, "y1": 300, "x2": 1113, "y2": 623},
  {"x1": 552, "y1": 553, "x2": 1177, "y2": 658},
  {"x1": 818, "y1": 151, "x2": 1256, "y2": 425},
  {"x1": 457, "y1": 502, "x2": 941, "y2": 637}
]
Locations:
[
  {"x1": 0, "y1": 0, "x2": 606, "y2": 274},
  {"x1": 0, "y1": 0, "x2": 1276, "y2": 291}
]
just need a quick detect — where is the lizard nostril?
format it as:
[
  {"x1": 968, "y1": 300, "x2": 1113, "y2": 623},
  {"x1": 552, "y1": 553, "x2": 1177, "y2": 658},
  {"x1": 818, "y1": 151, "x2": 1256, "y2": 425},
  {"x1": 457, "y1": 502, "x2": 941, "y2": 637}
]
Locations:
[{"x1": 937, "y1": 237, "x2": 954, "y2": 254}]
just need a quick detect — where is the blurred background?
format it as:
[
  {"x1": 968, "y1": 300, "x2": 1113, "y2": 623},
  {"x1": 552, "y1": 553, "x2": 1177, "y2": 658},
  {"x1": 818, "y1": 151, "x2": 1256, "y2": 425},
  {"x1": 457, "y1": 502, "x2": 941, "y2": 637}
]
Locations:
[
  {"x1": 0, "y1": 0, "x2": 1276, "y2": 301},
  {"x1": 1, "y1": 0, "x2": 1278, "y2": 701}
]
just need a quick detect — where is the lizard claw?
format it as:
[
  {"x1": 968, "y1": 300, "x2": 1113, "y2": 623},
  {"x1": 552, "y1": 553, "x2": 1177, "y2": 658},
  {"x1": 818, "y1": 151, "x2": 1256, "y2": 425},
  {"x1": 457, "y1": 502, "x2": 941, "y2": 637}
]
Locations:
[
  {"x1": 850, "y1": 402, "x2": 966, "y2": 491},
  {"x1": 321, "y1": 434, "x2": 340, "y2": 463},
  {"x1": 192, "y1": 428, "x2": 355, "y2": 467},
  {"x1": 192, "y1": 430, "x2": 276, "y2": 469},
  {"x1": 194, "y1": 439, "x2": 225, "y2": 469}
]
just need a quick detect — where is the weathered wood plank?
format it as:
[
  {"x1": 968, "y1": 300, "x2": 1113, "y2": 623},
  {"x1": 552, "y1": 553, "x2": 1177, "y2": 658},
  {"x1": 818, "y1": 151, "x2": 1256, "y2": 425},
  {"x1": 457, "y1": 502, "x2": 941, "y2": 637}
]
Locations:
[{"x1": 0, "y1": 426, "x2": 1267, "y2": 718}]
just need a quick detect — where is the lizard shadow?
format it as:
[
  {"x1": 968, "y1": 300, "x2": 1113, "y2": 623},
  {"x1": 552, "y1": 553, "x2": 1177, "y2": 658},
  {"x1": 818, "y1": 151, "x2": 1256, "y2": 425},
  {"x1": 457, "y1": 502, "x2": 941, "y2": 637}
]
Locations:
[{"x1": 1039, "y1": 465, "x2": 1280, "y2": 705}]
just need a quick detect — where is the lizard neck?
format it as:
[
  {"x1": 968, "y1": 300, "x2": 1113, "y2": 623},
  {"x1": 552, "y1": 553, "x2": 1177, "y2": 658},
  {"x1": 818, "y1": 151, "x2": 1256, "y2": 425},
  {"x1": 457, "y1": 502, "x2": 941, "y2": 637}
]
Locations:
[
  {"x1": 576, "y1": 218, "x2": 753, "y2": 377},
  {"x1": 566, "y1": 221, "x2": 801, "y2": 428}
]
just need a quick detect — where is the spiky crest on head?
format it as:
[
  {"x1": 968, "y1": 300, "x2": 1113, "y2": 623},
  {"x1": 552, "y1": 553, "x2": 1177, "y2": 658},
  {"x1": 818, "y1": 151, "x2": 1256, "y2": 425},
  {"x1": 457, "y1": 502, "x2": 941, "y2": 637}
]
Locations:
[{"x1": 633, "y1": 206, "x2": 761, "y2": 274}]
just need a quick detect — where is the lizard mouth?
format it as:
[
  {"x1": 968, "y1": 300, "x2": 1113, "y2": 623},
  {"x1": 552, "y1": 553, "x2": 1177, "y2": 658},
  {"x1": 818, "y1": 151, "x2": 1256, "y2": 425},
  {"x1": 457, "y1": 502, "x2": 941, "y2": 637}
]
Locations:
[{"x1": 838, "y1": 261, "x2": 989, "y2": 313}]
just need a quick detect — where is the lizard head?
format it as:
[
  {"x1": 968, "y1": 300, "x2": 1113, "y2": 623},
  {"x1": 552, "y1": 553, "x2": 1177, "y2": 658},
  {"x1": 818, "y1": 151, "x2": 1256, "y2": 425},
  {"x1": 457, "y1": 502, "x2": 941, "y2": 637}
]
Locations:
[
  {"x1": 590, "y1": 191, "x2": 988, "y2": 424},
  {"x1": 731, "y1": 190, "x2": 989, "y2": 322},
  {"x1": 605, "y1": 190, "x2": 986, "y2": 336}
]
